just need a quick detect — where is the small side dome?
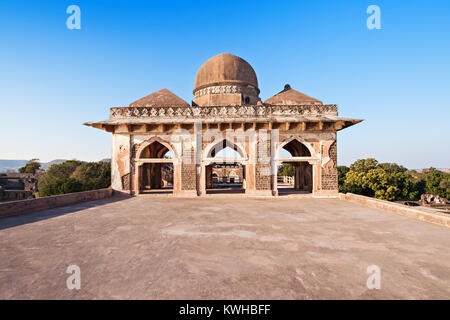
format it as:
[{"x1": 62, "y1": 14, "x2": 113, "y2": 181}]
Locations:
[
  {"x1": 194, "y1": 53, "x2": 259, "y2": 92},
  {"x1": 130, "y1": 89, "x2": 190, "y2": 107},
  {"x1": 264, "y1": 85, "x2": 322, "y2": 105}
]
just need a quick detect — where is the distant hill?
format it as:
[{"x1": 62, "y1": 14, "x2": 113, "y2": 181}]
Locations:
[
  {"x1": 0, "y1": 158, "x2": 111, "y2": 173},
  {"x1": 0, "y1": 159, "x2": 69, "y2": 173},
  {"x1": 0, "y1": 160, "x2": 28, "y2": 173},
  {"x1": 40, "y1": 159, "x2": 68, "y2": 170},
  {"x1": 413, "y1": 168, "x2": 450, "y2": 174}
]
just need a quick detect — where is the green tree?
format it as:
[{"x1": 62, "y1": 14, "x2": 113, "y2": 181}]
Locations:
[
  {"x1": 439, "y1": 176, "x2": 450, "y2": 199},
  {"x1": 349, "y1": 158, "x2": 378, "y2": 173},
  {"x1": 278, "y1": 163, "x2": 294, "y2": 176},
  {"x1": 344, "y1": 158, "x2": 419, "y2": 201},
  {"x1": 71, "y1": 161, "x2": 111, "y2": 191},
  {"x1": 378, "y1": 163, "x2": 407, "y2": 174},
  {"x1": 38, "y1": 160, "x2": 82, "y2": 197},
  {"x1": 39, "y1": 178, "x2": 83, "y2": 197},
  {"x1": 18, "y1": 158, "x2": 41, "y2": 174},
  {"x1": 423, "y1": 168, "x2": 450, "y2": 199},
  {"x1": 38, "y1": 160, "x2": 111, "y2": 197},
  {"x1": 337, "y1": 166, "x2": 350, "y2": 193},
  {"x1": 344, "y1": 168, "x2": 374, "y2": 196},
  {"x1": 46, "y1": 160, "x2": 82, "y2": 180}
]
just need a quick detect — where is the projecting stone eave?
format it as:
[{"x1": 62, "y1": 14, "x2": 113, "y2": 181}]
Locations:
[
  {"x1": 336, "y1": 118, "x2": 364, "y2": 131},
  {"x1": 83, "y1": 121, "x2": 113, "y2": 132},
  {"x1": 83, "y1": 117, "x2": 363, "y2": 132}
]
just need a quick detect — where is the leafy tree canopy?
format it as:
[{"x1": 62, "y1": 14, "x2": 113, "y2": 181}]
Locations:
[
  {"x1": 39, "y1": 178, "x2": 83, "y2": 197},
  {"x1": 38, "y1": 160, "x2": 110, "y2": 197},
  {"x1": 71, "y1": 161, "x2": 111, "y2": 191},
  {"x1": 349, "y1": 158, "x2": 378, "y2": 173},
  {"x1": 337, "y1": 166, "x2": 350, "y2": 193},
  {"x1": 45, "y1": 160, "x2": 82, "y2": 180},
  {"x1": 340, "y1": 158, "x2": 425, "y2": 201},
  {"x1": 18, "y1": 158, "x2": 41, "y2": 174},
  {"x1": 278, "y1": 163, "x2": 294, "y2": 177},
  {"x1": 423, "y1": 168, "x2": 450, "y2": 199}
]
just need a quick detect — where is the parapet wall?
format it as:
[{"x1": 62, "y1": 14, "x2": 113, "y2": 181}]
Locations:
[
  {"x1": 340, "y1": 193, "x2": 450, "y2": 228},
  {"x1": 0, "y1": 188, "x2": 113, "y2": 218},
  {"x1": 0, "y1": 190, "x2": 33, "y2": 202}
]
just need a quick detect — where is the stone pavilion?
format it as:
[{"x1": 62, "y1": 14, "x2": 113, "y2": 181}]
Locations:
[{"x1": 85, "y1": 53, "x2": 362, "y2": 196}]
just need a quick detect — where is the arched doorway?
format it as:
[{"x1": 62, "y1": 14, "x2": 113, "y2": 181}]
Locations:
[
  {"x1": 135, "y1": 139, "x2": 176, "y2": 195},
  {"x1": 276, "y1": 138, "x2": 313, "y2": 195},
  {"x1": 203, "y1": 140, "x2": 246, "y2": 195}
]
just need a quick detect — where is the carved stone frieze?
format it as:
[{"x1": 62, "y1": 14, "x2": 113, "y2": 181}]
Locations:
[{"x1": 109, "y1": 104, "x2": 338, "y2": 120}]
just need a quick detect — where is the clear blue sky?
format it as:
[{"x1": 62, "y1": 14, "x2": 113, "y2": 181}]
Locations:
[{"x1": 1, "y1": 0, "x2": 449, "y2": 168}]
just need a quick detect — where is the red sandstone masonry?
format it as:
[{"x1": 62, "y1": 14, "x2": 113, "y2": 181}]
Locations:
[{"x1": 0, "y1": 188, "x2": 113, "y2": 218}]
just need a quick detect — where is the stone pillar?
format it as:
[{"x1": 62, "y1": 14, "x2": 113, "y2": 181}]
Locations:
[
  {"x1": 134, "y1": 163, "x2": 142, "y2": 195},
  {"x1": 244, "y1": 131, "x2": 257, "y2": 194},
  {"x1": 271, "y1": 161, "x2": 279, "y2": 196},
  {"x1": 199, "y1": 163, "x2": 207, "y2": 196},
  {"x1": 111, "y1": 133, "x2": 131, "y2": 193},
  {"x1": 195, "y1": 122, "x2": 202, "y2": 196},
  {"x1": 180, "y1": 163, "x2": 197, "y2": 195},
  {"x1": 270, "y1": 129, "x2": 279, "y2": 196},
  {"x1": 310, "y1": 161, "x2": 319, "y2": 196},
  {"x1": 245, "y1": 164, "x2": 255, "y2": 192},
  {"x1": 173, "y1": 163, "x2": 181, "y2": 195},
  {"x1": 317, "y1": 139, "x2": 339, "y2": 197},
  {"x1": 206, "y1": 165, "x2": 213, "y2": 189},
  {"x1": 294, "y1": 164, "x2": 300, "y2": 190}
]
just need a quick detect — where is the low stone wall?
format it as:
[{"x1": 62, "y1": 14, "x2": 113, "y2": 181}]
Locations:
[
  {"x1": 0, "y1": 188, "x2": 113, "y2": 218},
  {"x1": 0, "y1": 190, "x2": 34, "y2": 202},
  {"x1": 340, "y1": 193, "x2": 450, "y2": 228}
]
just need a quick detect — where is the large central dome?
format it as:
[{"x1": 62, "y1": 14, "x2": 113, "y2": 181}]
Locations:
[
  {"x1": 192, "y1": 53, "x2": 260, "y2": 106},
  {"x1": 194, "y1": 53, "x2": 259, "y2": 92}
]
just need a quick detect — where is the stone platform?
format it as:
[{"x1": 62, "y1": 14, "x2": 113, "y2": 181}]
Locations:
[{"x1": 0, "y1": 196, "x2": 449, "y2": 299}]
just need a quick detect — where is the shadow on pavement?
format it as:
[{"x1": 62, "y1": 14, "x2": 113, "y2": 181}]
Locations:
[{"x1": 0, "y1": 195, "x2": 130, "y2": 231}]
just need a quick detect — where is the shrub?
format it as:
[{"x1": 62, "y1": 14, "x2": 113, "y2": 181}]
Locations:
[
  {"x1": 38, "y1": 160, "x2": 110, "y2": 197},
  {"x1": 342, "y1": 158, "x2": 420, "y2": 201},
  {"x1": 39, "y1": 178, "x2": 83, "y2": 197},
  {"x1": 18, "y1": 159, "x2": 41, "y2": 174}
]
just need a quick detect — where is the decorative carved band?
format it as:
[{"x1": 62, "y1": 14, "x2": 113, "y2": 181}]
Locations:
[
  {"x1": 109, "y1": 104, "x2": 338, "y2": 119},
  {"x1": 193, "y1": 85, "x2": 259, "y2": 97}
]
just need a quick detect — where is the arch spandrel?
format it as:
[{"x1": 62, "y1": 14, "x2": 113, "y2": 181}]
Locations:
[
  {"x1": 276, "y1": 136, "x2": 319, "y2": 159},
  {"x1": 321, "y1": 140, "x2": 337, "y2": 169},
  {"x1": 135, "y1": 137, "x2": 179, "y2": 164},
  {"x1": 202, "y1": 137, "x2": 247, "y2": 161}
]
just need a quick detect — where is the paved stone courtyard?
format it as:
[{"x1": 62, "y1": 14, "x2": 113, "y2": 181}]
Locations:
[{"x1": 0, "y1": 195, "x2": 449, "y2": 299}]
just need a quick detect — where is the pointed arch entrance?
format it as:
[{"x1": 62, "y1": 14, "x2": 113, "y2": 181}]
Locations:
[
  {"x1": 275, "y1": 138, "x2": 316, "y2": 195},
  {"x1": 134, "y1": 138, "x2": 179, "y2": 195},
  {"x1": 202, "y1": 139, "x2": 247, "y2": 195}
]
